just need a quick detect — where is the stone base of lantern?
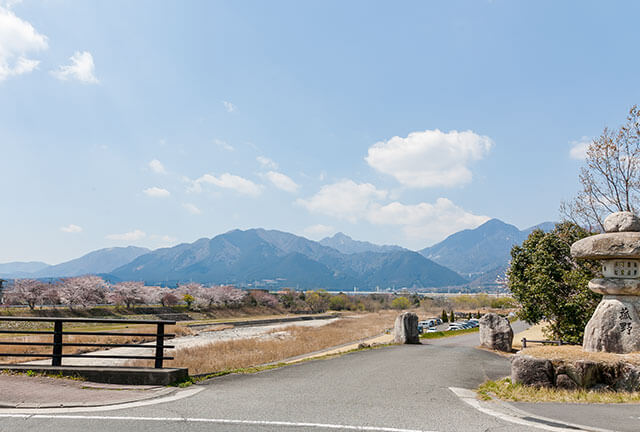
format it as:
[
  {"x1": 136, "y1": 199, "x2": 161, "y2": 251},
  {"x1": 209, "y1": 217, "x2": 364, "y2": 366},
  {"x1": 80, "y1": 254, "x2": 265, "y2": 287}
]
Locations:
[{"x1": 583, "y1": 295, "x2": 640, "y2": 353}]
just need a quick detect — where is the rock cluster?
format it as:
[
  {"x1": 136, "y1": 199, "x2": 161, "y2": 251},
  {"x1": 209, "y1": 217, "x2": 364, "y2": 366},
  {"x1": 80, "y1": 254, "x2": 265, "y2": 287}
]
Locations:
[
  {"x1": 511, "y1": 353, "x2": 640, "y2": 391},
  {"x1": 571, "y1": 211, "x2": 640, "y2": 353},
  {"x1": 393, "y1": 312, "x2": 420, "y2": 344},
  {"x1": 479, "y1": 313, "x2": 513, "y2": 352}
]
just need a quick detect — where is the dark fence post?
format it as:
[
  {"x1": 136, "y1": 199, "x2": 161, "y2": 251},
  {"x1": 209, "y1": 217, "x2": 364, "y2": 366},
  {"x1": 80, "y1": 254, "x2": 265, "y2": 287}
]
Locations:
[
  {"x1": 521, "y1": 338, "x2": 527, "y2": 348},
  {"x1": 52, "y1": 320, "x2": 63, "y2": 366},
  {"x1": 154, "y1": 323, "x2": 165, "y2": 369}
]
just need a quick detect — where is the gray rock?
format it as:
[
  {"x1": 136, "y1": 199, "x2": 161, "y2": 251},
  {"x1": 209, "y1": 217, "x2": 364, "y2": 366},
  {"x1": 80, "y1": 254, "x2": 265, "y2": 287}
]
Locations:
[
  {"x1": 570, "y1": 360, "x2": 600, "y2": 388},
  {"x1": 589, "y1": 279, "x2": 640, "y2": 296},
  {"x1": 571, "y1": 232, "x2": 640, "y2": 260},
  {"x1": 604, "y1": 212, "x2": 640, "y2": 233},
  {"x1": 555, "y1": 373, "x2": 578, "y2": 390},
  {"x1": 615, "y1": 363, "x2": 640, "y2": 391},
  {"x1": 393, "y1": 312, "x2": 420, "y2": 344},
  {"x1": 479, "y1": 313, "x2": 513, "y2": 352},
  {"x1": 511, "y1": 355, "x2": 554, "y2": 387},
  {"x1": 572, "y1": 231, "x2": 640, "y2": 260},
  {"x1": 583, "y1": 296, "x2": 640, "y2": 353}
]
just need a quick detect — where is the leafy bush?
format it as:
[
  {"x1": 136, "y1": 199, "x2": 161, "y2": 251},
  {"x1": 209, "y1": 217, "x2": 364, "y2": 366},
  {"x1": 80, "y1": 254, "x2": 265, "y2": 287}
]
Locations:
[{"x1": 391, "y1": 296, "x2": 411, "y2": 310}]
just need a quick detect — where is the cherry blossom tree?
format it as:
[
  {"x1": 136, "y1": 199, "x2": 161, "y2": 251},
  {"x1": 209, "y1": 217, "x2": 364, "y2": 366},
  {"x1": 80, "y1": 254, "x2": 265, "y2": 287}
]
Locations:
[
  {"x1": 111, "y1": 281, "x2": 146, "y2": 309},
  {"x1": 5, "y1": 279, "x2": 46, "y2": 310},
  {"x1": 59, "y1": 275, "x2": 107, "y2": 310},
  {"x1": 251, "y1": 290, "x2": 279, "y2": 308}
]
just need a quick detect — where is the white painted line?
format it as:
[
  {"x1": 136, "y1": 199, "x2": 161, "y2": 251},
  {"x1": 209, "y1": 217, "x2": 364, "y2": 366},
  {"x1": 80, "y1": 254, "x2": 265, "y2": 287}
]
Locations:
[
  {"x1": 0, "y1": 413, "x2": 436, "y2": 432},
  {"x1": 0, "y1": 386, "x2": 204, "y2": 414},
  {"x1": 449, "y1": 387, "x2": 615, "y2": 432}
]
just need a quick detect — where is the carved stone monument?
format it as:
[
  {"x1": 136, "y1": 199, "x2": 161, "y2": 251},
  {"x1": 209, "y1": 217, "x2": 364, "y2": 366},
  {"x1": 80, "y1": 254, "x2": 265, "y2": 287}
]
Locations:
[{"x1": 571, "y1": 211, "x2": 640, "y2": 353}]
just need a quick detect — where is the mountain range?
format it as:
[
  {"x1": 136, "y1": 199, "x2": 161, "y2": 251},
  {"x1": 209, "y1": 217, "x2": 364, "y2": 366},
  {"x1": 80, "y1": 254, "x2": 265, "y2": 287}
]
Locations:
[
  {"x1": 0, "y1": 219, "x2": 556, "y2": 290},
  {"x1": 110, "y1": 229, "x2": 465, "y2": 289},
  {"x1": 0, "y1": 246, "x2": 149, "y2": 280}
]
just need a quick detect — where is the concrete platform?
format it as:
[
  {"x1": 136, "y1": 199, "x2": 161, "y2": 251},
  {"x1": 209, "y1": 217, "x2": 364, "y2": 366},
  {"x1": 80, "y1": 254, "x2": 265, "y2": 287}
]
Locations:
[{"x1": 0, "y1": 364, "x2": 188, "y2": 385}]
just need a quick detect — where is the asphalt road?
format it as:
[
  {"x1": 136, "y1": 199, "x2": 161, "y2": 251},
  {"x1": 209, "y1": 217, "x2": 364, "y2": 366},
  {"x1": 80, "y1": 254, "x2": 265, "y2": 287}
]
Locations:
[{"x1": 0, "y1": 321, "x2": 544, "y2": 432}]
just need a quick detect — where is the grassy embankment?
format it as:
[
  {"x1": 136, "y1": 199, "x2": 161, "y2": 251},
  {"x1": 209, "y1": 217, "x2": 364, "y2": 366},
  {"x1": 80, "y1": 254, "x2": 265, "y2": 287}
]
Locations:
[{"x1": 477, "y1": 378, "x2": 640, "y2": 403}]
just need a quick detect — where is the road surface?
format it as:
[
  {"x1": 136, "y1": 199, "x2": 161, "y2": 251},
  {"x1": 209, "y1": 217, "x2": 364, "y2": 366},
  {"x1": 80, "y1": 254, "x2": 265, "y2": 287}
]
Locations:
[{"x1": 2, "y1": 320, "x2": 635, "y2": 431}]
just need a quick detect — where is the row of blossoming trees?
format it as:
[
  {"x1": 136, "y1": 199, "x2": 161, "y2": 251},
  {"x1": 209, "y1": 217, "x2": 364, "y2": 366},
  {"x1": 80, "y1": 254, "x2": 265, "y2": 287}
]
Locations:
[{"x1": 0, "y1": 276, "x2": 281, "y2": 311}]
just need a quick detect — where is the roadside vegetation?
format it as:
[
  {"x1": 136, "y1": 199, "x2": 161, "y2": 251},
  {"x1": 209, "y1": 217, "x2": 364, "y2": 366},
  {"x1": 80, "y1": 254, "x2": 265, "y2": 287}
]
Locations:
[
  {"x1": 478, "y1": 378, "x2": 640, "y2": 403},
  {"x1": 420, "y1": 326, "x2": 479, "y2": 339}
]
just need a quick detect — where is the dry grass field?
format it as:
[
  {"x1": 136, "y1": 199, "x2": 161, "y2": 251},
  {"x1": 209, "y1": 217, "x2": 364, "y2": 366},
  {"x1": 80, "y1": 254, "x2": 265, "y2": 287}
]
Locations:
[{"x1": 131, "y1": 311, "x2": 397, "y2": 375}]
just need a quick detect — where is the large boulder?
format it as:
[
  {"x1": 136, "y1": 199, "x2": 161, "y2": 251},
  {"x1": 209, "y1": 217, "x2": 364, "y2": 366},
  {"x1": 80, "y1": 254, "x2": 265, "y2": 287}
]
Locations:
[
  {"x1": 393, "y1": 312, "x2": 420, "y2": 344},
  {"x1": 479, "y1": 313, "x2": 513, "y2": 352},
  {"x1": 604, "y1": 211, "x2": 640, "y2": 233},
  {"x1": 511, "y1": 354, "x2": 555, "y2": 387},
  {"x1": 583, "y1": 297, "x2": 640, "y2": 353}
]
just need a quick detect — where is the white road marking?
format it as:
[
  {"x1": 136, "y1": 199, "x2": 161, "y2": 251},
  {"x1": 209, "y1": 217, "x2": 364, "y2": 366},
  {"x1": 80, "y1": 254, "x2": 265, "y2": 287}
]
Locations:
[
  {"x1": 449, "y1": 387, "x2": 615, "y2": 432},
  {"x1": 0, "y1": 414, "x2": 435, "y2": 432}
]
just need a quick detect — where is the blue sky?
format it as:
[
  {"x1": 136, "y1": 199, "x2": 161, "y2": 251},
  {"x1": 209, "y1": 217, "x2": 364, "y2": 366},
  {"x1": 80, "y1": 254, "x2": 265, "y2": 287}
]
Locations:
[{"x1": 2, "y1": 0, "x2": 640, "y2": 264}]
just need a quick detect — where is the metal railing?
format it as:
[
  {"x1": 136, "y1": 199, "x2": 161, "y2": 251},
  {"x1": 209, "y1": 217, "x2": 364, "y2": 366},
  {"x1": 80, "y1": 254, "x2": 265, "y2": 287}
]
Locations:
[
  {"x1": 0, "y1": 317, "x2": 176, "y2": 368},
  {"x1": 521, "y1": 337, "x2": 563, "y2": 348}
]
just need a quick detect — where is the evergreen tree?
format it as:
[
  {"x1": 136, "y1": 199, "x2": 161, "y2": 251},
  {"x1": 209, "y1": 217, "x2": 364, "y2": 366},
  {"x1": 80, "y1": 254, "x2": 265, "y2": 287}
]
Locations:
[
  {"x1": 449, "y1": 310, "x2": 455, "y2": 322},
  {"x1": 441, "y1": 309, "x2": 448, "y2": 323}
]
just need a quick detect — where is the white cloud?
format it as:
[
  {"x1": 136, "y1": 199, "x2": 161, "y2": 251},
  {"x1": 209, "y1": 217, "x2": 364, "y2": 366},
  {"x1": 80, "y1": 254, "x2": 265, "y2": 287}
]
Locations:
[
  {"x1": 190, "y1": 173, "x2": 262, "y2": 196},
  {"x1": 265, "y1": 171, "x2": 299, "y2": 193},
  {"x1": 106, "y1": 229, "x2": 146, "y2": 242},
  {"x1": 257, "y1": 156, "x2": 278, "y2": 169},
  {"x1": 148, "y1": 159, "x2": 166, "y2": 174},
  {"x1": 143, "y1": 187, "x2": 170, "y2": 198},
  {"x1": 214, "y1": 139, "x2": 234, "y2": 151},
  {"x1": 298, "y1": 180, "x2": 488, "y2": 247},
  {"x1": 303, "y1": 224, "x2": 336, "y2": 239},
  {"x1": 569, "y1": 137, "x2": 591, "y2": 160},
  {"x1": 183, "y1": 203, "x2": 202, "y2": 215},
  {"x1": 0, "y1": 5, "x2": 48, "y2": 81},
  {"x1": 297, "y1": 180, "x2": 387, "y2": 223},
  {"x1": 365, "y1": 129, "x2": 493, "y2": 188},
  {"x1": 51, "y1": 51, "x2": 98, "y2": 84},
  {"x1": 60, "y1": 224, "x2": 82, "y2": 233},
  {"x1": 367, "y1": 198, "x2": 490, "y2": 245},
  {"x1": 222, "y1": 100, "x2": 236, "y2": 112}
]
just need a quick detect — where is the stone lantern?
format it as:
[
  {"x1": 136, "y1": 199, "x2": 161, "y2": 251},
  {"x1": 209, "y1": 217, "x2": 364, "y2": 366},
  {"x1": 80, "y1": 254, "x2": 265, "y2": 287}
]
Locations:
[{"x1": 571, "y1": 211, "x2": 640, "y2": 353}]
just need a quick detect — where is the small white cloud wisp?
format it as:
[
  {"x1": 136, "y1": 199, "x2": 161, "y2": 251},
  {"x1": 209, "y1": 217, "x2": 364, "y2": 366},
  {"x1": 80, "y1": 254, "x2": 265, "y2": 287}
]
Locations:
[
  {"x1": 60, "y1": 224, "x2": 82, "y2": 233},
  {"x1": 51, "y1": 51, "x2": 99, "y2": 84},
  {"x1": 143, "y1": 187, "x2": 170, "y2": 198}
]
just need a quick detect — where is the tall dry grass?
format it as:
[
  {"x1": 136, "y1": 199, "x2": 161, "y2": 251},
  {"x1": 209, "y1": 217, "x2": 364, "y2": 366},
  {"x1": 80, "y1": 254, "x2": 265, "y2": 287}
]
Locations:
[
  {"x1": 0, "y1": 324, "x2": 193, "y2": 363},
  {"x1": 131, "y1": 311, "x2": 397, "y2": 375}
]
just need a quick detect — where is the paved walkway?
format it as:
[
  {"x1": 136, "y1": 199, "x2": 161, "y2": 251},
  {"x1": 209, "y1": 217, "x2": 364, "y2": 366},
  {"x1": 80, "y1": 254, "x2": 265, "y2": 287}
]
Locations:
[{"x1": 0, "y1": 374, "x2": 175, "y2": 408}]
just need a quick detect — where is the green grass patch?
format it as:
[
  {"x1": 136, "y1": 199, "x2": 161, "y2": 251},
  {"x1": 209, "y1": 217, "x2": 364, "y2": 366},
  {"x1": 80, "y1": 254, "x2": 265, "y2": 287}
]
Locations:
[
  {"x1": 420, "y1": 326, "x2": 479, "y2": 339},
  {"x1": 477, "y1": 378, "x2": 640, "y2": 403}
]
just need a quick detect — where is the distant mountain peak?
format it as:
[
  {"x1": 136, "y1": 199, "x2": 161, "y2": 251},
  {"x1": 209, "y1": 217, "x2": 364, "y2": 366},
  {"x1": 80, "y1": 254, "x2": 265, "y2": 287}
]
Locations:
[
  {"x1": 319, "y1": 232, "x2": 403, "y2": 255},
  {"x1": 419, "y1": 218, "x2": 556, "y2": 278}
]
